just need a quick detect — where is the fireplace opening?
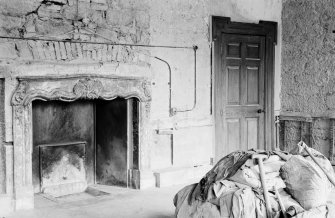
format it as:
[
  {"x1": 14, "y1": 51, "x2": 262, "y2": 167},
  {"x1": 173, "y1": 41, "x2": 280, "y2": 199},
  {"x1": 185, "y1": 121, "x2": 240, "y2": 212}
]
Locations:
[{"x1": 32, "y1": 98, "x2": 139, "y2": 197}]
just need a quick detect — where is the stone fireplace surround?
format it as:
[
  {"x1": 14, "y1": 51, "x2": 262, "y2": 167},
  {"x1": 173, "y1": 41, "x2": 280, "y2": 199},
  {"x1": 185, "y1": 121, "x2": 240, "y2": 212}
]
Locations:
[{"x1": 9, "y1": 74, "x2": 152, "y2": 210}]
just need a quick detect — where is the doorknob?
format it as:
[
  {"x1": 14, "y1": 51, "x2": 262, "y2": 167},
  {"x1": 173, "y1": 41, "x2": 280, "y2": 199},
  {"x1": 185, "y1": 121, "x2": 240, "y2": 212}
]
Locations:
[{"x1": 257, "y1": 109, "x2": 265, "y2": 113}]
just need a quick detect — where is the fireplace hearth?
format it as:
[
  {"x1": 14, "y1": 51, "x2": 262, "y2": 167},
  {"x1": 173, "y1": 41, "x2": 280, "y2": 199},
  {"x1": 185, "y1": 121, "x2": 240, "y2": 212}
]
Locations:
[{"x1": 38, "y1": 141, "x2": 87, "y2": 197}]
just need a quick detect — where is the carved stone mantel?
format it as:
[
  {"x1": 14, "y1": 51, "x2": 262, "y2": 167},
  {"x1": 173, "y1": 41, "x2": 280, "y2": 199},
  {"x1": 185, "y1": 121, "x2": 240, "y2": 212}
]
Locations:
[
  {"x1": 11, "y1": 75, "x2": 151, "y2": 106},
  {"x1": 10, "y1": 74, "x2": 152, "y2": 210}
]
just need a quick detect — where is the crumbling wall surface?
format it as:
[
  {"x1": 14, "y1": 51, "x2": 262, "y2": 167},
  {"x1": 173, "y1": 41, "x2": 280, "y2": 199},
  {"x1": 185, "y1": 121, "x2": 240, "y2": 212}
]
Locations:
[
  {"x1": 281, "y1": 0, "x2": 335, "y2": 156},
  {"x1": 0, "y1": 0, "x2": 150, "y2": 64},
  {"x1": 0, "y1": 0, "x2": 151, "y2": 144},
  {"x1": 281, "y1": 119, "x2": 330, "y2": 156},
  {"x1": 282, "y1": 0, "x2": 335, "y2": 114},
  {"x1": 0, "y1": 79, "x2": 5, "y2": 194},
  {"x1": 0, "y1": 0, "x2": 282, "y2": 173}
]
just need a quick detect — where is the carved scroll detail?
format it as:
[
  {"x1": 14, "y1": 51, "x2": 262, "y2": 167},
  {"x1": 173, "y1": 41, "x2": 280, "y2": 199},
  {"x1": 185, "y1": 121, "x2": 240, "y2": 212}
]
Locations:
[
  {"x1": 73, "y1": 78, "x2": 103, "y2": 99},
  {"x1": 12, "y1": 81, "x2": 29, "y2": 105},
  {"x1": 11, "y1": 76, "x2": 151, "y2": 106}
]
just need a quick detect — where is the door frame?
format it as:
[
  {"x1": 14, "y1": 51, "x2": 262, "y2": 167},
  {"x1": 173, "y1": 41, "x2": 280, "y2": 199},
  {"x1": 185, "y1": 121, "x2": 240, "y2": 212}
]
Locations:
[{"x1": 212, "y1": 16, "x2": 277, "y2": 160}]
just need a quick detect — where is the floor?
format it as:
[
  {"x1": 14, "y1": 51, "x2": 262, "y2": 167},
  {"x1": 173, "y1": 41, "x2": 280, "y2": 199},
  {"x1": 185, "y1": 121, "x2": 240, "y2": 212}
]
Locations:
[{"x1": 6, "y1": 184, "x2": 187, "y2": 218}]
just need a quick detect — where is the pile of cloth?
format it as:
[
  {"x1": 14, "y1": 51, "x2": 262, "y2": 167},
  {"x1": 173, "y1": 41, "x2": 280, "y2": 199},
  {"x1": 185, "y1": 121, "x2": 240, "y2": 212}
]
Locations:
[{"x1": 173, "y1": 141, "x2": 335, "y2": 218}]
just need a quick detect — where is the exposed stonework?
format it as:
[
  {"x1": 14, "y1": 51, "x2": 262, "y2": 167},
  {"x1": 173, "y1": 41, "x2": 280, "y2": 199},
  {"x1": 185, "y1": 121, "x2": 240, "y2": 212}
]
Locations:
[
  {"x1": 0, "y1": 0, "x2": 43, "y2": 17},
  {"x1": 280, "y1": 119, "x2": 330, "y2": 156},
  {"x1": 0, "y1": 39, "x2": 147, "y2": 64},
  {"x1": 0, "y1": 0, "x2": 151, "y2": 64}
]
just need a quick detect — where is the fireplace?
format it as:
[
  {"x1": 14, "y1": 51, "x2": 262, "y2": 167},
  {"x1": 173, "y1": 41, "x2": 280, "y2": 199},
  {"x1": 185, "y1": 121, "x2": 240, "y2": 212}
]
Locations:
[
  {"x1": 11, "y1": 75, "x2": 152, "y2": 209},
  {"x1": 32, "y1": 97, "x2": 139, "y2": 196}
]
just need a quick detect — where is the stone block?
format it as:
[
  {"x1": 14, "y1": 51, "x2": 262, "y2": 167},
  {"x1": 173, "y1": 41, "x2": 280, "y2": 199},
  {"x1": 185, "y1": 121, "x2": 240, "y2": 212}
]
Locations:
[
  {"x1": 24, "y1": 17, "x2": 36, "y2": 34},
  {"x1": 59, "y1": 42, "x2": 67, "y2": 60},
  {"x1": 106, "y1": 9, "x2": 134, "y2": 26},
  {"x1": 79, "y1": 34, "x2": 90, "y2": 41},
  {"x1": 91, "y1": 49, "x2": 96, "y2": 60},
  {"x1": 27, "y1": 40, "x2": 40, "y2": 59},
  {"x1": 35, "y1": 19, "x2": 73, "y2": 39},
  {"x1": 96, "y1": 27, "x2": 118, "y2": 42},
  {"x1": 70, "y1": 43, "x2": 77, "y2": 58},
  {"x1": 91, "y1": 0, "x2": 107, "y2": 4},
  {"x1": 68, "y1": 0, "x2": 75, "y2": 6},
  {"x1": 83, "y1": 50, "x2": 88, "y2": 59},
  {"x1": 112, "y1": 45, "x2": 122, "y2": 62},
  {"x1": 48, "y1": 42, "x2": 56, "y2": 60},
  {"x1": 42, "y1": 43, "x2": 52, "y2": 60},
  {"x1": 53, "y1": 42, "x2": 62, "y2": 60},
  {"x1": 43, "y1": 181, "x2": 87, "y2": 198},
  {"x1": 91, "y1": 3, "x2": 108, "y2": 11},
  {"x1": 93, "y1": 12, "x2": 108, "y2": 27},
  {"x1": 97, "y1": 48, "x2": 102, "y2": 60},
  {"x1": 15, "y1": 41, "x2": 33, "y2": 59},
  {"x1": 76, "y1": 43, "x2": 83, "y2": 59},
  {"x1": 62, "y1": 3, "x2": 91, "y2": 20},
  {"x1": 107, "y1": 45, "x2": 113, "y2": 61},
  {"x1": 0, "y1": 14, "x2": 24, "y2": 30},
  {"x1": 35, "y1": 41, "x2": 46, "y2": 60},
  {"x1": 65, "y1": 42, "x2": 72, "y2": 60},
  {"x1": 101, "y1": 45, "x2": 107, "y2": 62},
  {"x1": 0, "y1": 0, "x2": 43, "y2": 17},
  {"x1": 0, "y1": 41, "x2": 18, "y2": 59},
  {"x1": 46, "y1": 0, "x2": 67, "y2": 4},
  {"x1": 37, "y1": 4, "x2": 63, "y2": 20}
]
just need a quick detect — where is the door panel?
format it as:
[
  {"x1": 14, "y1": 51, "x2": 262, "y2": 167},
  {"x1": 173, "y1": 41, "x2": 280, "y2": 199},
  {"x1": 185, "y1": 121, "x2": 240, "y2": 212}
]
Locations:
[
  {"x1": 246, "y1": 117, "x2": 259, "y2": 149},
  {"x1": 246, "y1": 67, "x2": 259, "y2": 104},
  {"x1": 227, "y1": 66, "x2": 240, "y2": 104},
  {"x1": 215, "y1": 33, "x2": 266, "y2": 160}
]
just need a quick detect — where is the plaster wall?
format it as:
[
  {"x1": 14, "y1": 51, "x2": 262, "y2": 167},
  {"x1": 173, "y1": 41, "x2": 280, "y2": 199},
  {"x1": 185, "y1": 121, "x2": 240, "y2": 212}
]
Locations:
[
  {"x1": 0, "y1": 79, "x2": 5, "y2": 194},
  {"x1": 281, "y1": 0, "x2": 335, "y2": 156},
  {"x1": 282, "y1": 0, "x2": 335, "y2": 114},
  {"x1": 148, "y1": 0, "x2": 282, "y2": 168},
  {"x1": 0, "y1": 0, "x2": 282, "y2": 207}
]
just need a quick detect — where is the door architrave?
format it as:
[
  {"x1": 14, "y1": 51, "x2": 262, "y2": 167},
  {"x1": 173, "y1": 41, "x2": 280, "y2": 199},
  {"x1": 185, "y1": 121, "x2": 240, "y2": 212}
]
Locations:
[{"x1": 212, "y1": 16, "x2": 277, "y2": 161}]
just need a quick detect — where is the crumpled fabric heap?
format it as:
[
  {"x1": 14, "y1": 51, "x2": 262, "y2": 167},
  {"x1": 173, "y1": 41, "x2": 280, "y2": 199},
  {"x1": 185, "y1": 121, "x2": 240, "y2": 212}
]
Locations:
[{"x1": 173, "y1": 145, "x2": 335, "y2": 218}]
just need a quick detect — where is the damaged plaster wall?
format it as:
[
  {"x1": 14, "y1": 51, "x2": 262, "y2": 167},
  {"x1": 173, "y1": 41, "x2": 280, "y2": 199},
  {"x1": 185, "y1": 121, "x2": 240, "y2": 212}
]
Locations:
[
  {"x1": 0, "y1": 0, "x2": 151, "y2": 143},
  {"x1": 0, "y1": 0, "x2": 282, "y2": 191},
  {"x1": 0, "y1": 79, "x2": 5, "y2": 194},
  {"x1": 281, "y1": 0, "x2": 335, "y2": 156},
  {"x1": 149, "y1": 0, "x2": 282, "y2": 168}
]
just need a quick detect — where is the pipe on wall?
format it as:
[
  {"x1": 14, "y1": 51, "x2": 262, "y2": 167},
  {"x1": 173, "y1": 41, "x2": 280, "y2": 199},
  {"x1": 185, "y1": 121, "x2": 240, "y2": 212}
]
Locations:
[
  {"x1": 0, "y1": 36, "x2": 198, "y2": 116},
  {"x1": 154, "y1": 45, "x2": 198, "y2": 116}
]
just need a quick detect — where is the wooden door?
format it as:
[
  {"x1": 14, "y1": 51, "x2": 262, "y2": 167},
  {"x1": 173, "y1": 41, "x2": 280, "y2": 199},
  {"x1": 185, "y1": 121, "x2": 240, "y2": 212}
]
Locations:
[{"x1": 215, "y1": 33, "x2": 266, "y2": 160}]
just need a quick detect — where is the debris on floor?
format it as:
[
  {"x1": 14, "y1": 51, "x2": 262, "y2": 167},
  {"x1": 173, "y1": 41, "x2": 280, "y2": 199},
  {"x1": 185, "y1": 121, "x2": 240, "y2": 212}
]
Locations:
[{"x1": 173, "y1": 141, "x2": 335, "y2": 218}]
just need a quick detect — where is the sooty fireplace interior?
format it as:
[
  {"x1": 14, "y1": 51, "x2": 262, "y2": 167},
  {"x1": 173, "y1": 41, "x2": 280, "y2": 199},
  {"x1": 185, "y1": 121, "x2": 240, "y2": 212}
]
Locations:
[
  {"x1": 11, "y1": 75, "x2": 152, "y2": 209},
  {"x1": 32, "y1": 98, "x2": 139, "y2": 197}
]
